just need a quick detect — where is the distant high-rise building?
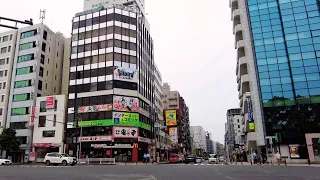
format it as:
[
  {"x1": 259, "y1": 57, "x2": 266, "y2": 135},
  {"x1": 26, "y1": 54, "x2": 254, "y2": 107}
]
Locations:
[
  {"x1": 190, "y1": 126, "x2": 206, "y2": 156},
  {"x1": 231, "y1": 0, "x2": 320, "y2": 163}
]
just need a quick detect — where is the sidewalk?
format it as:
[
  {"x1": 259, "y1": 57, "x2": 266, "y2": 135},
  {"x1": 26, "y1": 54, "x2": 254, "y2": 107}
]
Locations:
[{"x1": 227, "y1": 162, "x2": 320, "y2": 167}]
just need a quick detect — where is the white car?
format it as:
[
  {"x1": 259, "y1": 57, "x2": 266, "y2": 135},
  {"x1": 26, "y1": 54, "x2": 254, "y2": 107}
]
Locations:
[
  {"x1": 0, "y1": 158, "x2": 12, "y2": 166},
  {"x1": 208, "y1": 154, "x2": 218, "y2": 164},
  {"x1": 44, "y1": 153, "x2": 77, "y2": 166}
]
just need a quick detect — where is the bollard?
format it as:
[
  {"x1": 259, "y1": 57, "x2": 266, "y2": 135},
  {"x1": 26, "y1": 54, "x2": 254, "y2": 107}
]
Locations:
[{"x1": 308, "y1": 158, "x2": 310, "y2": 165}]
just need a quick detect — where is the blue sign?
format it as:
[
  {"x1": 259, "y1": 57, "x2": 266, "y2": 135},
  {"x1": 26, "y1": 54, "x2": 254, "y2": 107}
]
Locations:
[
  {"x1": 114, "y1": 118, "x2": 120, "y2": 124},
  {"x1": 246, "y1": 94, "x2": 255, "y2": 131}
]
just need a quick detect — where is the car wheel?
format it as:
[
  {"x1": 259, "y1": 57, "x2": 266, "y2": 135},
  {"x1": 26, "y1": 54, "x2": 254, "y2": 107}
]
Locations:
[
  {"x1": 45, "y1": 160, "x2": 51, "y2": 166},
  {"x1": 70, "y1": 163, "x2": 76, "y2": 166},
  {"x1": 62, "y1": 160, "x2": 68, "y2": 166}
]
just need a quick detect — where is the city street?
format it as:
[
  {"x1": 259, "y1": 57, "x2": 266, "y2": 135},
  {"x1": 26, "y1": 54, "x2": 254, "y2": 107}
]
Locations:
[{"x1": 0, "y1": 163, "x2": 319, "y2": 180}]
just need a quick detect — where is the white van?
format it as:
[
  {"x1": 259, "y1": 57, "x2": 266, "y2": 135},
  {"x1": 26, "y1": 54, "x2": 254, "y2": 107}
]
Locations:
[{"x1": 208, "y1": 154, "x2": 218, "y2": 164}]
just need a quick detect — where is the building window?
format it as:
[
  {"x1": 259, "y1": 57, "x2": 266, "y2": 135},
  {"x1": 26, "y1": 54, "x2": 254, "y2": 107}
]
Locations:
[
  {"x1": 15, "y1": 80, "x2": 31, "y2": 88},
  {"x1": 16, "y1": 66, "x2": 33, "y2": 75},
  {"x1": 19, "y1": 42, "x2": 36, "y2": 51},
  {"x1": 38, "y1": 80, "x2": 43, "y2": 90},
  {"x1": 42, "y1": 42, "x2": 46, "y2": 52},
  {"x1": 40, "y1": 54, "x2": 45, "y2": 64},
  {"x1": 2, "y1": 36, "x2": 8, "y2": 42},
  {"x1": 5, "y1": 70, "x2": 8, "y2": 76},
  {"x1": 39, "y1": 67, "x2": 44, "y2": 77},
  {"x1": 13, "y1": 93, "x2": 30, "y2": 102},
  {"x1": 3, "y1": 82, "x2": 6, "y2": 89},
  {"x1": 18, "y1": 54, "x2": 34, "y2": 63},
  {"x1": 11, "y1": 107, "x2": 29, "y2": 116},
  {"x1": 10, "y1": 122, "x2": 26, "y2": 130},
  {"x1": 40, "y1": 101, "x2": 46, "y2": 112},
  {"x1": 39, "y1": 116, "x2": 46, "y2": 127},
  {"x1": 9, "y1": 34, "x2": 12, "y2": 40},
  {"x1": 1, "y1": 47, "x2": 7, "y2": 53},
  {"x1": 21, "y1": 30, "x2": 37, "y2": 39},
  {"x1": 0, "y1": 108, "x2": 2, "y2": 115},
  {"x1": 43, "y1": 30, "x2": 47, "y2": 40},
  {"x1": 45, "y1": 83, "x2": 47, "y2": 89},
  {"x1": 0, "y1": 71, "x2": 3, "y2": 77},
  {"x1": 8, "y1": 46, "x2": 11, "y2": 52},
  {"x1": 53, "y1": 115, "x2": 56, "y2": 127},
  {"x1": 18, "y1": 137, "x2": 27, "y2": 144},
  {"x1": 0, "y1": 59, "x2": 4, "y2": 65},
  {"x1": 6, "y1": 58, "x2": 9, "y2": 64},
  {"x1": 43, "y1": 130, "x2": 55, "y2": 137},
  {"x1": 1, "y1": 95, "x2": 3, "y2": 102}
]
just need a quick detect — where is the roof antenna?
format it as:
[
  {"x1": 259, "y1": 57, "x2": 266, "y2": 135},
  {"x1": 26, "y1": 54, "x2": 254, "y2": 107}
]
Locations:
[{"x1": 39, "y1": 9, "x2": 46, "y2": 23}]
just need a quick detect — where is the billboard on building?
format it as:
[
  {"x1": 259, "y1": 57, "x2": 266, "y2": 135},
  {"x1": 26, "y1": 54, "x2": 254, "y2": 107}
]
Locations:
[
  {"x1": 83, "y1": 0, "x2": 110, "y2": 11},
  {"x1": 169, "y1": 127, "x2": 178, "y2": 144},
  {"x1": 165, "y1": 110, "x2": 177, "y2": 126},
  {"x1": 113, "y1": 126, "x2": 138, "y2": 138},
  {"x1": 78, "y1": 104, "x2": 112, "y2": 113},
  {"x1": 113, "y1": 112, "x2": 139, "y2": 125},
  {"x1": 114, "y1": 66, "x2": 138, "y2": 83},
  {"x1": 46, "y1": 96, "x2": 55, "y2": 109},
  {"x1": 245, "y1": 92, "x2": 255, "y2": 131},
  {"x1": 113, "y1": 96, "x2": 139, "y2": 112}
]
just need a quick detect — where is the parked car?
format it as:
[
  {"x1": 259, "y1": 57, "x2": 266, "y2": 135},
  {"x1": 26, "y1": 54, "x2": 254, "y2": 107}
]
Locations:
[
  {"x1": 184, "y1": 154, "x2": 196, "y2": 164},
  {"x1": 44, "y1": 152, "x2": 77, "y2": 166},
  {"x1": 208, "y1": 154, "x2": 218, "y2": 164},
  {"x1": 219, "y1": 156, "x2": 225, "y2": 162},
  {"x1": 169, "y1": 154, "x2": 180, "y2": 163},
  {"x1": 0, "y1": 158, "x2": 12, "y2": 166}
]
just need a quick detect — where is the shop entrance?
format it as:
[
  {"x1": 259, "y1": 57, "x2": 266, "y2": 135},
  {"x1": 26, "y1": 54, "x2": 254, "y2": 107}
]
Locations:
[{"x1": 312, "y1": 138, "x2": 320, "y2": 163}]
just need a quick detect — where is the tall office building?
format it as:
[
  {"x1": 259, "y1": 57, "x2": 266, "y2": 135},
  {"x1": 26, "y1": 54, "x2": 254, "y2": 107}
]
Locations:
[
  {"x1": 66, "y1": 0, "x2": 154, "y2": 162},
  {"x1": 0, "y1": 30, "x2": 17, "y2": 134},
  {"x1": 231, "y1": 0, "x2": 320, "y2": 163},
  {"x1": 4, "y1": 24, "x2": 65, "y2": 160}
]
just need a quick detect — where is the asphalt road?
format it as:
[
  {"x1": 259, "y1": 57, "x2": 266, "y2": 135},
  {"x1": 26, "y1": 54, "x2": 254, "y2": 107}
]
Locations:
[{"x1": 0, "y1": 163, "x2": 319, "y2": 180}]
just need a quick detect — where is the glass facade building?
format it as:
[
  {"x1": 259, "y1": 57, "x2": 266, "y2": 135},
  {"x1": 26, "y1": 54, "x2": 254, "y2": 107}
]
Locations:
[{"x1": 246, "y1": 0, "x2": 320, "y2": 159}]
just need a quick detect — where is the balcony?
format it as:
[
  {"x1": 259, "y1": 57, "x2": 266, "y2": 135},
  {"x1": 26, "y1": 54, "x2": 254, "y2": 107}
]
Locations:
[
  {"x1": 236, "y1": 40, "x2": 245, "y2": 49},
  {"x1": 232, "y1": 9, "x2": 240, "y2": 21},
  {"x1": 230, "y1": 0, "x2": 238, "y2": 13}
]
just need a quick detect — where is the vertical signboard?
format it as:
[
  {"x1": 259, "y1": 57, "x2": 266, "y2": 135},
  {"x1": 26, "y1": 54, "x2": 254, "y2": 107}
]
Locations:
[
  {"x1": 169, "y1": 127, "x2": 178, "y2": 144},
  {"x1": 46, "y1": 96, "x2": 55, "y2": 109},
  {"x1": 29, "y1": 106, "x2": 35, "y2": 125},
  {"x1": 165, "y1": 110, "x2": 177, "y2": 126},
  {"x1": 245, "y1": 92, "x2": 255, "y2": 131}
]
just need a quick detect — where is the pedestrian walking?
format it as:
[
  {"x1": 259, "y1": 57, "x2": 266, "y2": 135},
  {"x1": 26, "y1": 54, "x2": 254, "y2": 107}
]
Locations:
[
  {"x1": 275, "y1": 151, "x2": 281, "y2": 165},
  {"x1": 143, "y1": 153, "x2": 147, "y2": 164},
  {"x1": 253, "y1": 151, "x2": 257, "y2": 164}
]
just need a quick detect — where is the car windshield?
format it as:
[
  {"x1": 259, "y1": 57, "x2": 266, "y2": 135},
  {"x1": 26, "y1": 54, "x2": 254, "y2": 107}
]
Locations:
[
  {"x1": 210, "y1": 154, "x2": 217, "y2": 158},
  {"x1": 187, "y1": 155, "x2": 194, "y2": 158},
  {"x1": 61, "y1": 154, "x2": 70, "y2": 157}
]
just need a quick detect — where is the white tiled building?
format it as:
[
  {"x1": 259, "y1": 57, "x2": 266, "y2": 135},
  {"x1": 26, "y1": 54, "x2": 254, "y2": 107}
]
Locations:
[
  {"x1": 0, "y1": 30, "x2": 17, "y2": 133},
  {"x1": 32, "y1": 95, "x2": 67, "y2": 162}
]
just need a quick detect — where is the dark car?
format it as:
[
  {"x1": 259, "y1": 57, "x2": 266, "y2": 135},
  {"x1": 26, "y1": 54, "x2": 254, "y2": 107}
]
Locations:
[{"x1": 184, "y1": 154, "x2": 196, "y2": 164}]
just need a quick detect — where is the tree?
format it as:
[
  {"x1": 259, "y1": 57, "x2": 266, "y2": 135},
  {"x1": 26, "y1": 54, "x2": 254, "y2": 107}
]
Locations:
[{"x1": 0, "y1": 128, "x2": 21, "y2": 152}]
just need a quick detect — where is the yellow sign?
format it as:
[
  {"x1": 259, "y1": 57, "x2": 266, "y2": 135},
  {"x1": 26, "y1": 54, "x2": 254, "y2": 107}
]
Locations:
[
  {"x1": 165, "y1": 110, "x2": 177, "y2": 126},
  {"x1": 249, "y1": 122, "x2": 255, "y2": 131}
]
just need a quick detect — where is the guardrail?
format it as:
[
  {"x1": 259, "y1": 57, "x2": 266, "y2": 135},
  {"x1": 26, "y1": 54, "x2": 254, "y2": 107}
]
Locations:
[{"x1": 78, "y1": 158, "x2": 115, "y2": 164}]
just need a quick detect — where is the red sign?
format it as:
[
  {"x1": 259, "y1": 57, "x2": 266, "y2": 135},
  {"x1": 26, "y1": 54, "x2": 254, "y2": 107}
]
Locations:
[
  {"x1": 30, "y1": 106, "x2": 35, "y2": 125},
  {"x1": 46, "y1": 96, "x2": 55, "y2": 109},
  {"x1": 32, "y1": 143, "x2": 52, "y2": 147}
]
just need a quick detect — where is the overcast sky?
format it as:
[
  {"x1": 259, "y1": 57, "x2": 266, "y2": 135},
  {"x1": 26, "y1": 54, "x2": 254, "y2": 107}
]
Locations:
[{"x1": 0, "y1": 0, "x2": 238, "y2": 143}]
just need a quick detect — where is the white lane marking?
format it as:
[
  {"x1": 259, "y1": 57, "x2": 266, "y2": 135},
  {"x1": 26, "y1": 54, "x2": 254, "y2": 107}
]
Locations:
[
  {"x1": 194, "y1": 164, "x2": 198, "y2": 165},
  {"x1": 217, "y1": 173, "x2": 222, "y2": 175},
  {"x1": 225, "y1": 176, "x2": 234, "y2": 179},
  {"x1": 201, "y1": 164, "x2": 204, "y2": 165}
]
